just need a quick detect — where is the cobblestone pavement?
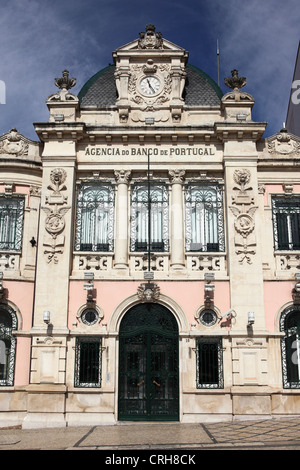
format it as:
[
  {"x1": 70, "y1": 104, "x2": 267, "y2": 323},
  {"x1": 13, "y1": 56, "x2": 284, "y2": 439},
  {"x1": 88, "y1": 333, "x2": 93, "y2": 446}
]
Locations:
[{"x1": 1, "y1": 418, "x2": 300, "y2": 451}]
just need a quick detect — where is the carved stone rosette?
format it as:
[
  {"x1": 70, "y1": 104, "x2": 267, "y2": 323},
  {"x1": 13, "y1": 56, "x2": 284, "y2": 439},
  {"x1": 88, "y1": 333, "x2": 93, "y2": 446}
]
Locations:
[
  {"x1": 229, "y1": 169, "x2": 257, "y2": 264},
  {"x1": 42, "y1": 168, "x2": 70, "y2": 264}
]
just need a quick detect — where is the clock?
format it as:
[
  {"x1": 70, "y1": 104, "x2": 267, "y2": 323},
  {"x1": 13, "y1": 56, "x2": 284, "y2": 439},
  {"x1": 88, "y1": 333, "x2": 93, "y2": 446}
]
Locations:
[{"x1": 139, "y1": 76, "x2": 161, "y2": 95}]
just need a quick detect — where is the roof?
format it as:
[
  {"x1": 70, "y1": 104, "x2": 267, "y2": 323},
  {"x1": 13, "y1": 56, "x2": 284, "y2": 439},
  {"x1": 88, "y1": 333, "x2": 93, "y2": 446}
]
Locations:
[{"x1": 78, "y1": 64, "x2": 223, "y2": 107}]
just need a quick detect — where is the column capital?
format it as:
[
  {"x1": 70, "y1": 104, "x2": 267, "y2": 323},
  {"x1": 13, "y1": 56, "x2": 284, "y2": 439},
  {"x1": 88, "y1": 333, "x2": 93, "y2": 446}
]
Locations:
[
  {"x1": 114, "y1": 169, "x2": 131, "y2": 185},
  {"x1": 168, "y1": 169, "x2": 185, "y2": 184}
]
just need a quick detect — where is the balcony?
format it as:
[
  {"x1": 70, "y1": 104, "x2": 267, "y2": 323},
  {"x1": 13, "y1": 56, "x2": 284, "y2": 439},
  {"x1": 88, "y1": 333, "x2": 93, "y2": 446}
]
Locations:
[{"x1": 72, "y1": 250, "x2": 227, "y2": 279}]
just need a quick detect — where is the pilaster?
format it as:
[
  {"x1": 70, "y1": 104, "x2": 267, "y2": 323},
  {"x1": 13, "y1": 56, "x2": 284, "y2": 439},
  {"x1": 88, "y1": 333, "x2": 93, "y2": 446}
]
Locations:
[
  {"x1": 114, "y1": 170, "x2": 131, "y2": 270},
  {"x1": 29, "y1": 72, "x2": 79, "y2": 389},
  {"x1": 218, "y1": 72, "x2": 267, "y2": 332},
  {"x1": 169, "y1": 169, "x2": 185, "y2": 270}
]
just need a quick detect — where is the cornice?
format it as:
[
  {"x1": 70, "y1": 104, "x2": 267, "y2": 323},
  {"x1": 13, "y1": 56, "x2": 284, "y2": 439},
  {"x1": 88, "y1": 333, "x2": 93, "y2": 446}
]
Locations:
[
  {"x1": 33, "y1": 122, "x2": 85, "y2": 142},
  {"x1": 215, "y1": 121, "x2": 267, "y2": 142}
]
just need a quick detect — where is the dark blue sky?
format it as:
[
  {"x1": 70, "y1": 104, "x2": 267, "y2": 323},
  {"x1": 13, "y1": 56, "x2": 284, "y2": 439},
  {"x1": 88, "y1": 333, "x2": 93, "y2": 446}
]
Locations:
[{"x1": 0, "y1": 0, "x2": 299, "y2": 139}]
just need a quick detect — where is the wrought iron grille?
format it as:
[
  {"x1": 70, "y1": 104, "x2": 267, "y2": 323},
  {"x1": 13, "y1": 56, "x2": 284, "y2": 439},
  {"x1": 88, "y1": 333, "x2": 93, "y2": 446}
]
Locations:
[
  {"x1": 0, "y1": 197, "x2": 24, "y2": 251},
  {"x1": 196, "y1": 337, "x2": 224, "y2": 388},
  {"x1": 130, "y1": 183, "x2": 169, "y2": 252},
  {"x1": 0, "y1": 304, "x2": 17, "y2": 386},
  {"x1": 280, "y1": 305, "x2": 300, "y2": 388},
  {"x1": 74, "y1": 336, "x2": 102, "y2": 387},
  {"x1": 75, "y1": 183, "x2": 114, "y2": 252},
  {"x1": 272, "y1": 197, "x2": 300, "y2": 250},
  {"x1": 185, "y1": 184, "x2": 224, "y2": 252},
  {"x1": 118, "y1": 303, "x2": 179, "y2": 421}
]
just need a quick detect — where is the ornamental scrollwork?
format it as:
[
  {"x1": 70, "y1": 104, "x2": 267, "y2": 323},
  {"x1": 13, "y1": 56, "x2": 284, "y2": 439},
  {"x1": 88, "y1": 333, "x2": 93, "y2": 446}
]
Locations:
[
  {"x1": 137, "y1": 282, "x2": 160, "y2": 302},
  {"x1": 114, "y1": 170, "x2": 131, "y2": 184},
  {"x1": 168, "y1": 169, "x2": 185, "y2": 184},
  {"x1": 0, "y1": 128, "x2": 29, "y2": 157}
]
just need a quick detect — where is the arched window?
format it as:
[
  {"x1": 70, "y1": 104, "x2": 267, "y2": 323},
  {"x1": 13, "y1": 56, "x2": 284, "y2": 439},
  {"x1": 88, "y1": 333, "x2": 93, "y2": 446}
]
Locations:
[
  {"x1": 280, "y1": 305, "x2": 300, "y2": 388},
  {"x1": 0, "y1": 304, "x2": 17, "y2": 386}
]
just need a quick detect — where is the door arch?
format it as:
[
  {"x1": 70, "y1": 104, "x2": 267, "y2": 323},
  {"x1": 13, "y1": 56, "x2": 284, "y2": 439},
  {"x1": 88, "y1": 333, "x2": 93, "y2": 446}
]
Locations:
[{"x1": 118, "y1": 303, "x2": 179, "y2": 421}]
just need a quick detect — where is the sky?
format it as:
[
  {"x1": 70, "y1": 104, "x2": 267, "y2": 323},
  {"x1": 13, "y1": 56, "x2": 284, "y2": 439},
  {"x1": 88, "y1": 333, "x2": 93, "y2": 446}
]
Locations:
[{"x1": 0, "y1": 0, "x2": 299, "y2": 140}]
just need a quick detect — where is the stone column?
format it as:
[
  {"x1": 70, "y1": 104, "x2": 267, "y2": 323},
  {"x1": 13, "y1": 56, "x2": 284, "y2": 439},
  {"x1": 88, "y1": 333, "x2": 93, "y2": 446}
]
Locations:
[
  {"x1": 114, "y1": 170, "x2": 131, "y2": 269},
  {"x1": 169, "y1": 170, "x2": 185, "y2": 270}
]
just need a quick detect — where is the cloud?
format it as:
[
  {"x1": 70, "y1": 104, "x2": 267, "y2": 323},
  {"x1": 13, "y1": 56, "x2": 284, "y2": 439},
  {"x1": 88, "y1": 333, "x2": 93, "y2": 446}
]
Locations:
[{"x1": 203, "y1": 0, "x2": 300, "y2": 135}]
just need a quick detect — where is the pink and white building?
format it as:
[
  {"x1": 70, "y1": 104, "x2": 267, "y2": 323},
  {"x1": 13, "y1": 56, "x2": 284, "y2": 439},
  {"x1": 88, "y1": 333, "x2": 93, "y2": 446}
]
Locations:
[{"x1": 1, "y1": 26, "x2": 300, "y2": 428}]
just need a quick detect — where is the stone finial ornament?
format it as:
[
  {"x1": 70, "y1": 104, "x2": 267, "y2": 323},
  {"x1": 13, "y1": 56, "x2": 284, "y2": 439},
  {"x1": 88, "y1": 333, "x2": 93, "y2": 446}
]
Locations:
[
  {"x1": 54, "y1": 70, "x2": 76, "y2": 91},
  {"x1": 224, "y1": 69, "x2": 246, "y2": 91}
]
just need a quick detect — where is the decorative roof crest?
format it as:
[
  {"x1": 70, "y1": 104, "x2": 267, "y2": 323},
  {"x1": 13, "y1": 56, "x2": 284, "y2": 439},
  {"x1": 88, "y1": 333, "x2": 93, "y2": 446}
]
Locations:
[
  {"x1": 138, "y1": 25, "x2": 163, "y2": 49},
  {"x1": 267, "y1": 127, "x2": 300, "y2": 155}
]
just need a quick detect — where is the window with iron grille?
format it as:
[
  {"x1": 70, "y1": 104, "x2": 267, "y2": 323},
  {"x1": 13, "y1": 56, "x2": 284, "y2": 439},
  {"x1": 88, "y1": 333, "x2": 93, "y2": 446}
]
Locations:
[
  {"x1": 272, "y1": 197, "x2": 300, "y2": 250},
  {"x1": 0, "y1": 197, "x2": 24, "y2": 251},
  {"x1": 0, "y1": 304, "x2": 17, "y2": 386},
  {"x1": 196, "y1": 337, "x2": 223, "y2": 388},
  {"x1": 185, "y1": 184, "x2": 224, "y2": 252},
  {"x1": 74, "y1": 183, "x2": 114, "y2": 252},
  {"x1": 74, "y1": 337, "x2": 102, "y2": 387},
  {"x1": 130, "y1": 183, "x2": 169, "y2": 252},
  {"x1": 280, "y1": 305, "x2": 300, "y2": 388}
]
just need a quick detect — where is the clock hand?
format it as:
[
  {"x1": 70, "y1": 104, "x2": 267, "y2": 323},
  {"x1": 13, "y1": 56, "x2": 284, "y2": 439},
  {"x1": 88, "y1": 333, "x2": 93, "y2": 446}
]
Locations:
[{"x1": 147, "y1": 78, "x2": 155, "y2": 93}]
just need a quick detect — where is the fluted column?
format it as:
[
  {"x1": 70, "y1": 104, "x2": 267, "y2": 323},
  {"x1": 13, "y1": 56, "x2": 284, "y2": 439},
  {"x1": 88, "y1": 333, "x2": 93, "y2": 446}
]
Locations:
[
  {"x1": 169, "y1": 170, "x2": 185, "y2": 270},
  {"x1": 114, "y1": 170, "x2": 131, "y2": 269}
]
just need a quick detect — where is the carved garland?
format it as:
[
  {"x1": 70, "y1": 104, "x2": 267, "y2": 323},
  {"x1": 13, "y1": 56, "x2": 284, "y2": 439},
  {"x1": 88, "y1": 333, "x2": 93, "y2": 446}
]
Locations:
[
  {"x1": 229, "y1": 169, "x2": 257, "y2": 264},
  {"x1": 42, "y1": 168, "x2": 70, "y2": 264}
]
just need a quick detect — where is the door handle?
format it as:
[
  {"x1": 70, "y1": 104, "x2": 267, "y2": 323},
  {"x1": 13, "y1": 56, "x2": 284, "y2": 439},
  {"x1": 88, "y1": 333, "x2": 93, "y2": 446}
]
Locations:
[
  {"x1": 137, "y1": 380, "x2": 144, "y2": 387},
  {"x1": 153, "y1": 380, "x2": 160, "y2": 387}
]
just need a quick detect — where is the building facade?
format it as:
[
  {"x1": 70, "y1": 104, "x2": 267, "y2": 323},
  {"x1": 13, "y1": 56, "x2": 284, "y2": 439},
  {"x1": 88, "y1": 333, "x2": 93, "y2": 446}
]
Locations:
[{"x1": 1, "y1": 26, "x2": 300, "y2": 428}]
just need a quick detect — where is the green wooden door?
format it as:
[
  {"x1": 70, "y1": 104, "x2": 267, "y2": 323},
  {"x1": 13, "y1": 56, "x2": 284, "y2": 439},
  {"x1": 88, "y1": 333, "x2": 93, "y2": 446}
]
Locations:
[{"x1": 118, "y1": 303, "x2": 179, "y2": 421}]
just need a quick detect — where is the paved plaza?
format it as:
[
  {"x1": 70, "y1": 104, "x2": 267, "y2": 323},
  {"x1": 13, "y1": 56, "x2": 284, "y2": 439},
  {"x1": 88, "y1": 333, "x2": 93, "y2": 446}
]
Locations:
[{"x1": 1, "y1": 417, "x2": 300, "y2": 451}]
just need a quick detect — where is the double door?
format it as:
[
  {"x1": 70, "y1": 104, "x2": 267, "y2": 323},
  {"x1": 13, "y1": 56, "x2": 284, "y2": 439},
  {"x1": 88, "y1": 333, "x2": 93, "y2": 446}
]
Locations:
[{"x1": 118, "y1": 304, "x2": 179, "y2": 421}]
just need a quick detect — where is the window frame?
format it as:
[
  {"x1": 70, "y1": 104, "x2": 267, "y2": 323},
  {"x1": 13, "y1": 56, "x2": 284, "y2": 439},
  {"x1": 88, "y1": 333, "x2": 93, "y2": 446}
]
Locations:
[
  {"x1": 74, "y1": 182, "x2": 114, "y2": 253},
  {"x1": 130, "y1": 182, "x2": 169, "y2": 253},
  {"x1": 196, "y1": 337, "x2": 224, "y2": 389},
  {"x1": 185, "y1": 183, "x2": 224, "y2": 253},
  {"x1": 74, "y1": 336, "x2": 102, "y2": 388},
  {"x1": 0, "y1": 196, "x2": 25, "y2": 252},
  {"x1": 272, "y1": 196, "x2": 300, "y2": 251}
]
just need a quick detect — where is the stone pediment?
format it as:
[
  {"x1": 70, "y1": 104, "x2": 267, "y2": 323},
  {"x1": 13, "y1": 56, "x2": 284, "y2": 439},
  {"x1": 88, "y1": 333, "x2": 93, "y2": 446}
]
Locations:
[
  {"x1": 115, "y1": 37, "x2": 187, "y2": 53},
  {"x1": 266, "y1": 128, "x2": 300, "y2": 155},
  {"x1": 0, "y1": 128, "x2": 41, "y2": 162}
]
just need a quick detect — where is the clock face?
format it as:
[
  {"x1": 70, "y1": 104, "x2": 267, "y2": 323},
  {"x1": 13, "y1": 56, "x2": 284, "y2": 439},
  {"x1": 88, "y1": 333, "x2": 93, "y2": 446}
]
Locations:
[{"x1": 139, "y1": 76, "x2": 161, "y2": 95}]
